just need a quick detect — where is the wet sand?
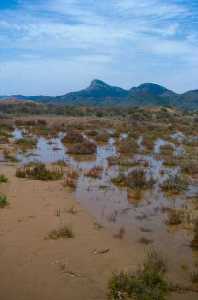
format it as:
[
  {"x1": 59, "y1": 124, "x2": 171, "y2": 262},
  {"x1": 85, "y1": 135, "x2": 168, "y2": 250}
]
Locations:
[{"x1": 0, "y1": 163, "x2": 197, "y2": 300}]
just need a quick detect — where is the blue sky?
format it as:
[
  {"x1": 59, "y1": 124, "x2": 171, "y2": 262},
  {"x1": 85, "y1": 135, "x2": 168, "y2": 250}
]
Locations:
[{"x1": 0, "y1": 0, "x2": 197, "y2": 95}]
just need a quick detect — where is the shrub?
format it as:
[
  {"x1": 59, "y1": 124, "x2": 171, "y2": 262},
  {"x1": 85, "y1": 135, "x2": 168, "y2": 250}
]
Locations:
[
  {"x1": 64, "y1": 169, "x2": 79, "y2": 189},
  {"x1": 0, "y1": 174, "x2": 8, "y2": 183},
  {"x1": 15, "y1": 138, "x2": 37, "y2": 151},
  {"x1": 67, "y1": 140, "x2": 97, "y2": 155},
  {"x1": 191, "y1": 219, "x2": 198, "y2": 250},
  {"x1": 159, "y1": 144, "x2": 175, "y2": 156},
  {"x1": 85, "y1": 166, "x2": 103, "y2": 178},
  {"x1": 47, "y1": 225, "x2": 74, "y2": 239},
  {"x1": 62, "y1": 130, "x2": 84, "y2": 144},
  {"x1": 16, "y1": 163, "x2": 63, "y2": 181},
  {"x1": 0, "y1": 194, "x2": 8, "y2": 208},
  {"x1": 191, "y1": 264, "x2": 198, "y2": 283},
  {"x1": 111, "y1": 172, "x2": 127, "y2": 187},
  {"x1": 126, "y1": 169, "x2": 155, "y2": 190},
  {"x1": 117, "y1": 138, "x2": 138, "y2": 155},
  {"x1": 180, "y1": 159, "x2": 198, "y2": 177},
  {"x1": 160, "y1": 174, "x2": 188, "y2": 194},
  {"x1": 166, "y1": 209, "x2": 183, "y2": 225},
  {"x1": 3, "y1": 149, "x2": 18, "y2": 162},
  {"x1": 108, "y1": 249, "x2": 168, "y2": 300}
]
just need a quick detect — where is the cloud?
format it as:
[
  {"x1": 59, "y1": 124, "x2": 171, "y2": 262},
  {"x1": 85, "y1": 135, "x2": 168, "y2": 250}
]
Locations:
[{"x1": 0, "y1": 0, "x2": 197, "y2": 94}]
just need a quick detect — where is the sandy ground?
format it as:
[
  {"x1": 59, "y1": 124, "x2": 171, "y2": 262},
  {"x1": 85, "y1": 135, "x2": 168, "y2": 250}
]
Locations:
[{"x1": 0, "y1": 163, "x2": 197, "y2": 300}]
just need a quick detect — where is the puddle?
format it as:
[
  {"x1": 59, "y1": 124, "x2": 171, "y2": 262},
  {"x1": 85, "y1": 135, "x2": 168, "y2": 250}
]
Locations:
[{"x1": 11, "y1": 128, "x2": 198, "y2": 266}]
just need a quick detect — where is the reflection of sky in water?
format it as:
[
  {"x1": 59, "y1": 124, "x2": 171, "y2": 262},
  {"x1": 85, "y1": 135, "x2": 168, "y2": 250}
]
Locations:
[{"x1": 13, "y1": 128, "x2": 197, "y2": 235}]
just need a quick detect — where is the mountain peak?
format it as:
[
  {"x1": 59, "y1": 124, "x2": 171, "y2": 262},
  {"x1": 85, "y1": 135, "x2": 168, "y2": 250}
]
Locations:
[{"x1": 89, "y1": 79, "x2": 109, "y2": 89}]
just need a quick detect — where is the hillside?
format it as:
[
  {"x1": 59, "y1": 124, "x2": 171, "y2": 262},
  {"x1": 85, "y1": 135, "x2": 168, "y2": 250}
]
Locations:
[{"x1": 0, "y1": 80, "x2": 197, "y2": 110}]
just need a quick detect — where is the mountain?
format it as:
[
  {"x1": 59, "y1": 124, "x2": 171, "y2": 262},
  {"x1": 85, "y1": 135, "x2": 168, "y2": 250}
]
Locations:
[
  {"x1": 178, "y1": 90, "x2": 198, "y2": 110},
  {"x1": 56, "y1": 79, "x2": 128, "y2": 105},
  {"x1": 128, "y1": 83, "x2": 179, "y2": 107},
  {"x1": 0, "y1": 80, "x2": 197, "y2": 110}
]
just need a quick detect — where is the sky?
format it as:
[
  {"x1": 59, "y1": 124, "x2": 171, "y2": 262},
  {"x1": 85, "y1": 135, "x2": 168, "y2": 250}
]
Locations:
[{"x1": 0, "y1": 0, "x2": 197, "y2": 95}]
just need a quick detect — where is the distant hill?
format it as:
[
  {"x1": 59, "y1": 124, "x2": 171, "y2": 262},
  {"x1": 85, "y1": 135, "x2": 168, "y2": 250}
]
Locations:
[{"x1": 0, "y1": 80, "x2": 197, "y2": 110}]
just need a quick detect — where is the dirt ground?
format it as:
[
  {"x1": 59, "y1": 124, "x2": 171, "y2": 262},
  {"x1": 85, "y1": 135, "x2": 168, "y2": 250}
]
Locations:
[{"x1": 0, "y1": 163, "x2": 197, "y2": 300}]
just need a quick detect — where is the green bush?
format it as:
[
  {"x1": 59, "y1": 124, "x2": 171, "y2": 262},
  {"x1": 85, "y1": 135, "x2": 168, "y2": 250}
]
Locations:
[
  {"x1": 0, "y1": 174, "x2": 8, "y2": 183},
  {"x1": 0, "y1": 195, "x2": 8, "y2": 208},
  {"x1": 16, "y1": 163, "x2": 63, "y2": 181},
  {"x1": 108, "y1": 250, "x2": 168, "y2": 300}
]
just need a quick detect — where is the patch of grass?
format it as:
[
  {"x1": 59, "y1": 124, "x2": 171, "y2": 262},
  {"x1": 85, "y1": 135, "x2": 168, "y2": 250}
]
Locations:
[
  {"x1": 117, "y1": 138, "x2": 138, "y2": 156},
  {"x1": 47, "y1": 225, "x2": 74, "y2": 240},
  {"x1": 180, "y1": 159, "x2": 198, "y2": 177},
  {"x1": 62, "y1": 130, "x2": 84, "y2": 144},
  {"x1": 166, "y1": 209, "x2": 183, "y2": 225},
  {"x1": 191, "y1": 264, "x2": 198, "y2": 284},
  {"x1": 160, "y1": 144, "x2": 175, "y2": 156},
  {"x1": 3, "y1": 149, "x2": 18, "y2": 162},
  {"x1": 15, "y1": 137, "x2": 37, "y2": 151},
  {"x1": 64, "y1": 169, "x2": 79, "y2": 189},
  {"x1": 126, "y1": 169, "x2": 155, "y2": 190},
  {"x1": 85, "y1": 166, "x2": 103, "y2": 178},
  {"x1": 160, "y1": 174, "x2": 188, "y2": 194},
  {"x1": 111, "y1": 172, "x2": 127, "y2": 187},
  {"x1": 112, "y1": 169, "x2": 155, "y2": 191},
  {"x1": 0, "y1": 174, "x2": 8, "y2": 183},
  {"x1": 67, "y1": 140, "x2": 97, "y2": 155},
  {"x1": 16, "y1": 163, "x2": 63, "y2": 181},
  {"x1": 0, "y1": 194, "x2": 8, "y2": 208},
  {"x1": 191, "y1": 219, "x2": 198, "y2": 250},
  {"x1": 108, "y1": 249, "x2": 168, "y2": 300}
]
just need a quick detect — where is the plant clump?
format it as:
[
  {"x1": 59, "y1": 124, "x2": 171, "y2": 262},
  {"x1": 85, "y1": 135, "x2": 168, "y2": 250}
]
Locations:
[
  {"x1": 108, "y1": 249, "x2": 168, "y2": 300},
  {"x1": 47, "y1": 225, "x2": 74, "y2": 239},
  {"x1": 112, "y1": 169, "x2": 155, "y2": 191},
  {"x1": 15, "y1": 137, "x2": 37, "y2": 151},
  {"x1": 85, "y1": 166, "x2": 103, "y2": 178},
  {"x1": 67, "y1": 140, "x2": 97, "y2": 155},
  {"x1": 0, "y1": 174, "x2": 8, "y2": 183},
  {"x1": 0, "y1": 194, "x2": 8, "y2": 208},
  {"x1": 16, "y1": 163, "x2": 63, "y2": 181},
  {"x1": 191, "y1": 219, "x2": 198, "y2": 250},
  {"x1": 166, "y1": 209, "x2": 183, "y2": 225},
  {"x1": 62, "y1": 130, "x2": 84, "y2": 144},
  {"x1": 64, "y1": 169, "x2": 79, "y2": 189},
  {"x1": 126, "y1": 169, "x2": 155, "y2": 190},
  {"x1": 160, "y1": 174, "x2": 188, "y2": 194}
]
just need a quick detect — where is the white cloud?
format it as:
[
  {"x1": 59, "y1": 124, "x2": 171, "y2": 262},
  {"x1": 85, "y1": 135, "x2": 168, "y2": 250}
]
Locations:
[{"x1": 0, "y1": 0, "x2": 197, "y2": 93}]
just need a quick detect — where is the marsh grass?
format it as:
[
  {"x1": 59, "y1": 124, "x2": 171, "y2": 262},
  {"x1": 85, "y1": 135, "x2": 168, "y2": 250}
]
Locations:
[
  {"x1": 62, "y1": 130, "x2": 84, "y2": 144},
  {"x1": 47, "y1": 225, "x2": 74, "y2": 240},
  {"x1": 0, "y1": 194, "x2": 8, "y2": 208},
  {"x1": 160, "y1": 174, "x2": 188, "y2": 194},
  {"x1": 64, "y1": 169, "x2": 79, "y2": 189},
  {"x1": 191, "y1": 264, "x2": 198, "y2": 283},
  {"x1": 15, "y1": 137, "x2": 37, "y2": 151},
  {"x1": 3, "y1": 149, "x2": 18, "y2": 162},
  {"x1": 108, "y1": 249, "x2": 168, "y2": 300},
  {"x1": 191, "y1": 220, "x2": 198, "y2": 250},
  {"x1": 112, "y1": 169, "x2": 155, "y2": 191},
  {"x1": 126, "y1": 169, "x2": 155, "y2": 190},
  {"x1": 16, "y1": 163, "x2": 63, "y2": 181},
  {"x1": 117, "y1": 138, "x2": 138, "y2": 156},
  {"x1": 85, "y1": 166, "x2": 103, "y2": 178},
  {"x1": 166, "y1": 209, "x2": 183, "y2": 226},
  {"x1": 0, "y1": 174, "x2": 8, "y2": 183},
  {"x1": 67, "y1": 140, "x2": 97, "y2": 155}
]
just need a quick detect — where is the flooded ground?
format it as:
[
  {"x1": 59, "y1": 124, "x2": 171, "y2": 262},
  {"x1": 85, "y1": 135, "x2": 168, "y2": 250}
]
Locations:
[
  {"x1": 10, "y1": 127, "x2": 198, "y2": 264},
  {"x1": 0, "y1": 113, "x2": 198, "y2": 299}
]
